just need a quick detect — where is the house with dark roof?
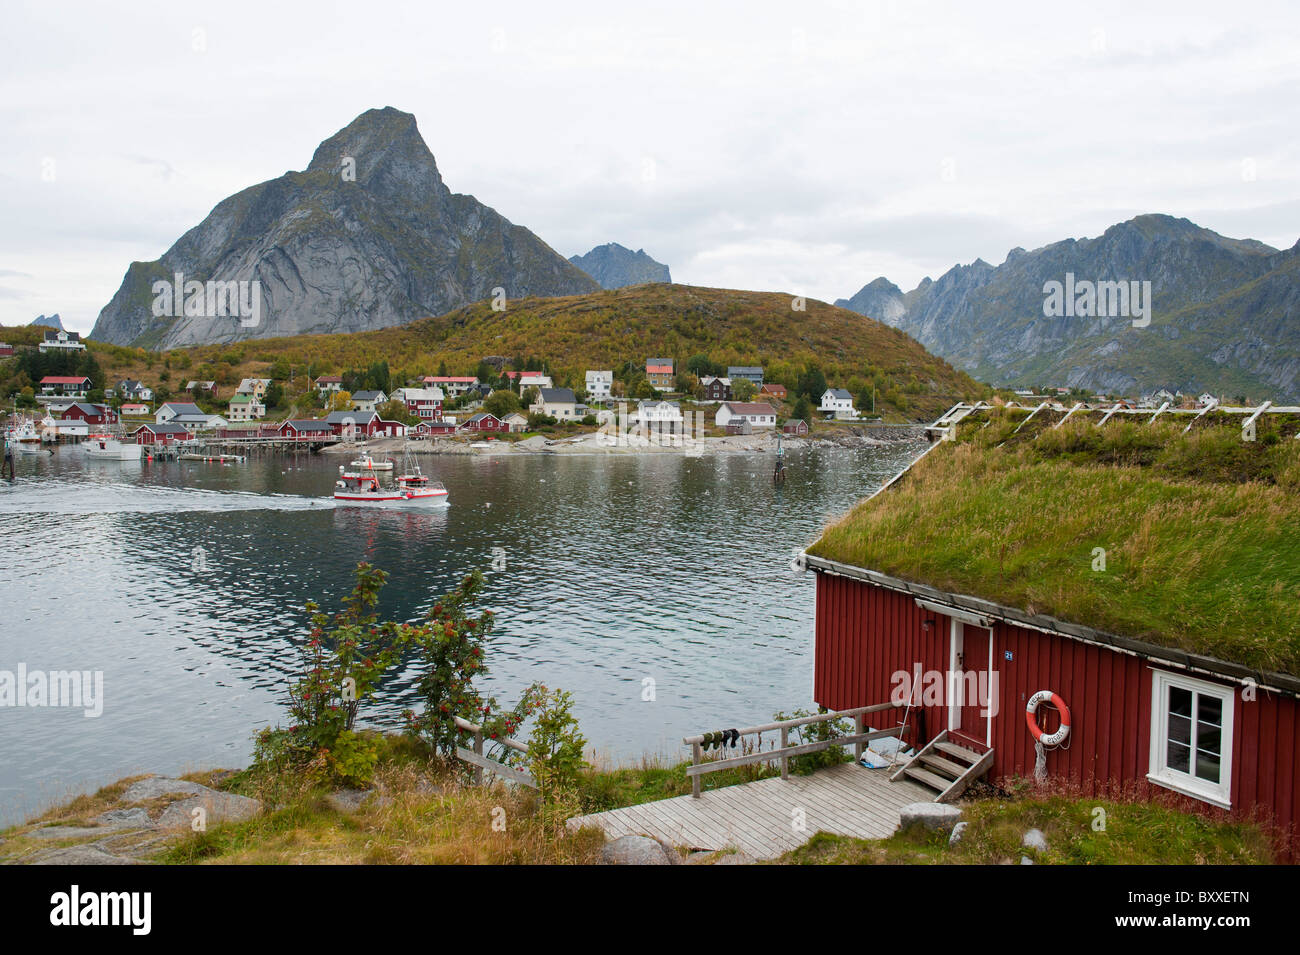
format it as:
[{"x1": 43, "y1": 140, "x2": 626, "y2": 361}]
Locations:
[
  {"x1": 728, "y1": 366, "x2": 764, "y2": 387},
  {"x1": 699, "y1": 376, "x2": 732, "y2": 402},
  {"x1": 38, "y1": 330, "x2": 84, "y2": 353},
  {"x1": 460, "y1": 412, "x2": 507, "y2": 433},
  {"x1": 155, "y1": 402, "x2": 203, "y2": 425},
  {"x1": 277, "y1": 419, "x2": 336, "y2": 440},
  {"x1": 351, "y1": 390, "x2": 387, "y2": 413},
  {"x1": 131, "y1": 422, "x2": 193, "y2": 446},
  {"x1": 530, "y1": 387, "x2": 578, "y2": 419},
  {"x1": 819, "y1": 388, "x2": 856, "y2": 419},
  {"x1": 116, "y1": 379, "x2": 154, "y2": 401},
  {"x1": 60, "y1": 402, "x2": 116, "y2": 427},
  {"x1": 322, "y1": 410, "x2": 380, "y2": 438}
]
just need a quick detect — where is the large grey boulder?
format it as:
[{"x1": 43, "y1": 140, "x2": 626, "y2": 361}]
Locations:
[
  {"x1": 1022, "y1": 828, "x2": 1048, "y2": 851},
  {"x1": 32, "y1": 845, "x2": 138, "y2": 865},
  {"x1": 599, "y1": 835, "x2": 675, "y2": 865},
  {"x1": 899, "y1": 802, "x2": 964, "y2": 834},
  {"x1": 118, "y1": 775, "x2": 260, "y2": 829},
  {"x1": 325, "y1": 789, "x2": 377, "y2": 814}
]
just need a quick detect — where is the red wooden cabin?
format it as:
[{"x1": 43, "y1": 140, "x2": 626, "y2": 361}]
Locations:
[{"x1": 802, "y1": 409, "x2": 1300, "y2": 860}]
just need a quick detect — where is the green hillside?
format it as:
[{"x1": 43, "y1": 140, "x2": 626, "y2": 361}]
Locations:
[{"x1": 51, "y1": 284, "x2": 988, "y2": 422}]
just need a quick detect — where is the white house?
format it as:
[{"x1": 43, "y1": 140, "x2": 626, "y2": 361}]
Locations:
[
  {"x1": 156, "y1": 402, "x2": 204, "y2": 425},
  {"x1": 422, "y1": 376, "x2": 478, "y2": 397},
  {"x1": 226, "y1": 394, "x2": 265, "y2": 422},
  {"x1": 632, "y1": 400, "x2": 684, "y2": 433},
  {"x1": 530, "y1": 387, "x2": 578, "y2": 419},
  {"x1": 820, "y1": 388, "x2": 856, "y2": 419},
  {"x1": 352, "y1": 390, "x2": 388, "y2": 413},
  {"x1": 519, "y1": 372, "x2": 554, "y2": 391},
  {"x1": 715, "y1": 402, "x2": 778, "y2": 429},
  {"x1": 315, "y1": 375, "x2": 343, "y2": 395},
  {"x1": 38, "y1": 330, "x2": 85, "y2": 353},
  {"x1": 117, "y1": 379, "x2": 154, "y2": 402},
  {"x1": 586, "y1": 370, "x2": 613, "y2": 402},
  {"x1": 501, "y1": 412, "x2": 529, "y2": 433}
]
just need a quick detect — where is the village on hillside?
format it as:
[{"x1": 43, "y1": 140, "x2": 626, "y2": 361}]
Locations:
[{"x1": 3, "y1": 328, "x2": 1275, "y2": 454}]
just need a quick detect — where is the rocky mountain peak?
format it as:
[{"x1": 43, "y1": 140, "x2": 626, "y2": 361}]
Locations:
[{"x1": 90, "y1": 108, "x2": 596, "y2": 348}]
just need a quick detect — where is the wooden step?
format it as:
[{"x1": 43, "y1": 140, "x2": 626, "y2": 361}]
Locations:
[
  {"x1": 902, "y1": 765, "x2": 952, "y2": 794},
  {"x1": 936, "y1": 748, "x2": 996, "y2": 803},
  {"x1": 918, "y1": 752, "x2": 969, "y2": 779},
  {"x1": 934, "y1": 740, "x2": 982, "y2": 764}
]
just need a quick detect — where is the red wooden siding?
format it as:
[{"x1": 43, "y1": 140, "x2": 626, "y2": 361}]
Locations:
[{"x1": 813, "y1": 571, "x2": 1300, "y2": 859}]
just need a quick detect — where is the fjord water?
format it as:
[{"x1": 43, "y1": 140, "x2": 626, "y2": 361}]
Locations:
[{"x1": 0, "y1": 442, "x2": 921, "y2": 824}]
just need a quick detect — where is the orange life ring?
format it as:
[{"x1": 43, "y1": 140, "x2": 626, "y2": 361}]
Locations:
[{"x1": 1026, "y1": 690, "x2": 1071, "y2": 746}]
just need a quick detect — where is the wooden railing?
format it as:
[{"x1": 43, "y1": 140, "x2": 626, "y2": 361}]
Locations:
[
  {"x1": 452, "y1": 716, "x2": 537, "y2": 789},
  {"x1": 682, "y1": 702, "x2": 907, "y2": 798}
]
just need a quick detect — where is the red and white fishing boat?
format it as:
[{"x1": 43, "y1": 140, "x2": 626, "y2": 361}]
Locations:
[{"x1": 332, "y1": 449, "x2": 447, "y2": 507}]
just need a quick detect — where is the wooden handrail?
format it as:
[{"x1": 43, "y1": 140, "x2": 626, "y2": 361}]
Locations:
[
  {"x1": 452, "y1": 715, "x2": 537, "y2": 790},
  {"x1": 683, "y1": 702, "x2": 908, "y2": 798},
  {"x1": 681, "y1": 701, "x2": 901, "y2": 744}
]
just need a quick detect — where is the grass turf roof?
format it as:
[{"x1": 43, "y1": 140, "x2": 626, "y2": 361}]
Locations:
[{"x1": 807, "y1": 407, "x2": 1300, "y2": 676}]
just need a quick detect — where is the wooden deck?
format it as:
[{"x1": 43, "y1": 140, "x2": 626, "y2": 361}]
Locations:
[{"x1": 568, "y1": 762, "x2": 933, "y2": 860}]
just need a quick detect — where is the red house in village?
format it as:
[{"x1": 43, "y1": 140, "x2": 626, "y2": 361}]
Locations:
[
  {"x1": 460, "y1": 412, "x2": 507, "y2": 433},
  {"x1": 131, "y1": 423, "x2": 192, "y2": 445},
  {"x1": 802, "y1": 406, "x2": 1300, "y2": 859},
  {"x1": 277, "y1": 419, "x2": 336, "y2": 441},
  {"x1": 61, "y1": 402, "x2": 117, "y2": 426},
  {"x1": 411, "y1": 420, "x2": 457, "y2": 438}
]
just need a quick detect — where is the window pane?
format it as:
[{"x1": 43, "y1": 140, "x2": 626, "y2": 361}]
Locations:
[
  {"x1": 1169, "y1": 686, "x2": 1192, "y2": 718},
  {"x1": 1196, "y1": 751, "x2": 1221, "y2": 783},
  {"x1": 1198, "y1": 695, "x2": 1222, "y2": 728},
  {"x1": 1168, "y1": 713, "x2": 1191, "y2": 747},
  {"x1": 1167, "y1": 740, "x2": 1191, "y2": 774},
  {"x1": 1197, "y1": 724, "x2": 1221, "y2": 757}
]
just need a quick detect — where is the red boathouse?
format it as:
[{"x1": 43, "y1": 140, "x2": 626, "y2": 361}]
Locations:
[{"x1": 803, "y1": 404, "x2": 1300, "y2": 859}]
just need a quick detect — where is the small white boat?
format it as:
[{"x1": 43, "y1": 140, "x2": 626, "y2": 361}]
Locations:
[
  {"x1": 12, "y1": 420, "x2": 47, "y2": 454},
  {"x1": 82, "y1": 432, "x2": 143, "y2": 461},
  {"x1": 348, "y1": 450, "x2": 393, "y2": 471}
]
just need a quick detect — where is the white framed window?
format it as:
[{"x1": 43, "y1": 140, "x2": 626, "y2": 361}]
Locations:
[{"x1": 1147, "y1": 669, "x2": 1234, "y2": 809}]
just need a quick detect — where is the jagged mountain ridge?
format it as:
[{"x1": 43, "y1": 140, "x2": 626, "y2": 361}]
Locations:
[
  {"x1": 569, "y1": 243, "x2": 671, "y2": 289},
  {"x1": 838, "y1": 215, "x2": 1300, "y2": 401},
  {"x1": 91, "y1": 107, "x2": 598, "y2": 348}
]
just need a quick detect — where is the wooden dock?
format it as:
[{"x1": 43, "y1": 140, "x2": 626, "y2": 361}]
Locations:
[{"x1": 567, "y1": 762, "x2": 933, "y2": 860}]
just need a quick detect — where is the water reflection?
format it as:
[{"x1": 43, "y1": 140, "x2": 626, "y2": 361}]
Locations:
[{"x1": 0, "y1": 441, "x2": 922, "y2": 824}]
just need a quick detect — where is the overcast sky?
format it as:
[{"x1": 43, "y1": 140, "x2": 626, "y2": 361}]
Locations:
[{"x1": 2, "y1": 0, "x2": 1297, "y2": 333}]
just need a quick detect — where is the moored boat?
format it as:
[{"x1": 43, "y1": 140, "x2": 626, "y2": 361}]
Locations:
[
  {"x1": 82, "y1": 432, "x2": 143, "y2": 461},
  {"x1": 12, "y1": 419, "x2": 48, "y2": 454},
  {"x1": 348, "y1": 450, "x2": 393, "y2": 471}
]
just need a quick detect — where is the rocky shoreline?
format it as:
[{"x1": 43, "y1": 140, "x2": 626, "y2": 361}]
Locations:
[{"x1": 324, "y1": 425, "x2": 926, "y2": 458}]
